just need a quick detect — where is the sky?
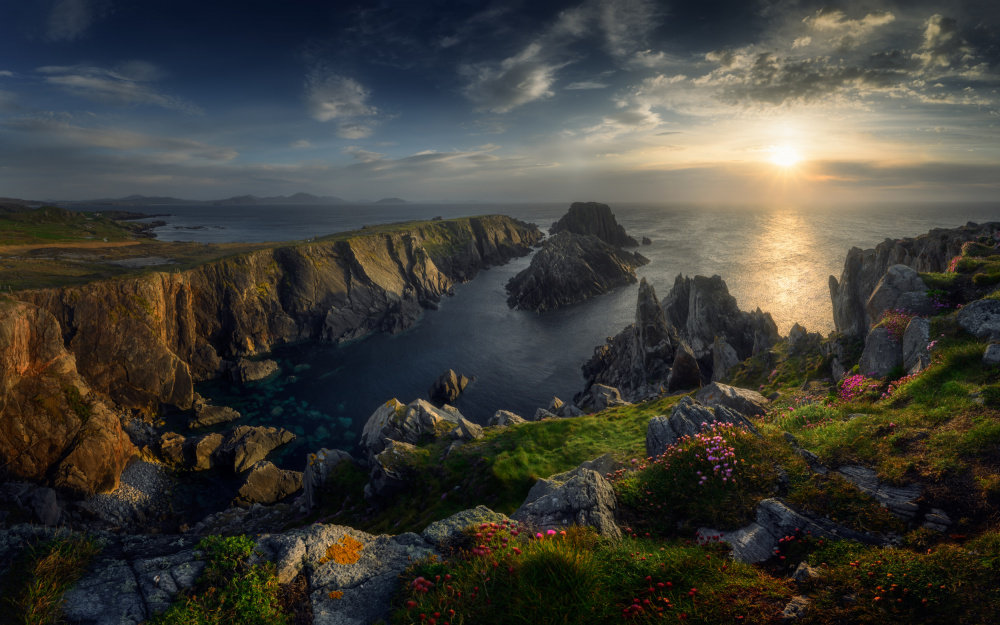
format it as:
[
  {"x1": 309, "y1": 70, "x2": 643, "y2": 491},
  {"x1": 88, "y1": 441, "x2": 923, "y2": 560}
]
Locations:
[{"x1": 0, "y1": 0, "x2": 998, "y2": 203}]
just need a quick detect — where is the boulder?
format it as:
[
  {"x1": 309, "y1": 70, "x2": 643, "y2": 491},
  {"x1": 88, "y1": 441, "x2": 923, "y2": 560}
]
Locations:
[
  {"x1": 836, "y1": 465, "x2": 922, "y2": 519},
  {"x1": 781, "y1": 596, "x2": 811, "y2": 623},
  {"x1": 422, "y1": 505, "x2": 512, "y2": 550},
  {"x1": 641, "y1": 236, "x2": 652, "y2": 245},
  {"x1": 984, "y1": 344, "x2": 1000, "y2": 366},
  {"x1": 488, "y1": 410, "x2": 527, "y2": 427},
  {"x1": 646, "y1": 396, "x2": 757, "y2": 459},
  {"x1": 189, "y1": 404, "x2": 240, "y2": 429},
  {"x1": 831, "y1": 357, "x2": 846, "y2": 383},
  {"x1": 666, "y1": 341, "x2": 701, "y2": 392},
  {"x1": 512, "y1": 462, "x2": 621, "y2": 540},
  {"x1": 865, "y1": 265, "x2": 934, "y2": 323},
  {"x1": 548, "y1": 201, "x2": 639, "y2": 247},
  {"x1": 858, "y1": 327, "x2": 903, "y2": 378},
  {"x1": 505, "y1": 232, "x2": 648, "y2": 312},
  {"x1": 533, "y1": 408, "x2": 559, "y2": 420},
  {"x1": 229, "y1": 358, "x2": 279, "y2": 383},
  {"x1": 214, "y1": 426, "x2": 295, "y2": 473},
  {"x1": 428, "y1": 369, "x2": 472, "y2": 403},
  {"x1": 159, "y1": 432, "x2": 186, "y2": 465},
  {"x1": 360, "y1": 398, "x2": 465, "y2": 461},
  {"x1": 695, "y1": 382, "x2": 768, "y2": 417},
  {"x1": 30, "y1": 487, "x2": 61, "y2": 526},
  {"x1": 449, "y1": 418, "x2": 484, "y2": 442},
  {"x1": 902, "y1": 317, "x2": 931, "y2": 374},
  {"x1": 235, "y1": 461, "x2": 304, "y2": 506},
  {"x1": 787, "y1": 323, "x2": 807, "y2": 353},
  {"x1": 958, "y1": 299, "x2": 1000, "y2": 341},
  {"x1": 184, "y1": 432, "x2": 224, "y2": 470},
  {"x1": 364, "y1": 440, "x2": 420, "y2": 503},
  {"x1": 303, "y1": 448, "x2": 356, "y2": 509},
  {"x1": 711, "y1": 337, "x2": 740, "y2": 382},
  {"x1": 543, "y1": 397, "x2": 584, "y2": 418},
  {"x1": 578, "y1": 384, "x2": 630, "y2": 412}
]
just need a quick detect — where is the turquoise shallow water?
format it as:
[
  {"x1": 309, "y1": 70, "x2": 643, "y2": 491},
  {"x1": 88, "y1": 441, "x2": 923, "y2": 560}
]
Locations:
[{"x1": 83, "y1": 201, "x2": 1000, "y2": 469}]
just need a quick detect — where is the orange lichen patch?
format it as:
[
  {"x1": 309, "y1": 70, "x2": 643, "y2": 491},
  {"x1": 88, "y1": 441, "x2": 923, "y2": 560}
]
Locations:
[
  {"x1": 319, "y1": 535, "x2": 365, "y2": 565},
  {"x1": 328, "y1": 590, "x2": 344, "y2": 600}
]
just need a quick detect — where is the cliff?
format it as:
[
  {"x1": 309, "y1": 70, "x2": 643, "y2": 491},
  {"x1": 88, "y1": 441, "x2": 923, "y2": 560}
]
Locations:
[
  {"x1": 549, "y1": 201, "x2": 639, "y2": 247},
  {"x1": 830, "y1": 221, "x2": 998, "y2": 337},
  {"x1": 0, "y1": 216, "x2": 540, "y2": 495}
]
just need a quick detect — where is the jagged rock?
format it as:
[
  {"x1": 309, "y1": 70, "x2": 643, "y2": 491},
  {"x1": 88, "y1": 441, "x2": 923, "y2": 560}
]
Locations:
[
  {"x1": 360, "y1": 398, "x2": 465, "y2": 461},
  {"x1": 702, "y1": 498, "x2": 886, "y2": 564},
  {"x1": 641, "y1": 236, "x2": 652, "y2": 245},
  {"x1": 549, "y1": 201, "x2": 639, "y2": 247},
  {"x1": 830, "y1": 222, "x2": 994, "y2": 337},
  {"x1": 661, "y1": 274, "x2": 780, "y2": 372},
  {"x1": 580, "y1": 279, "x2": 677, "y2": 401},
  {"x1": 534, "y1": 408, "x2": 558, "y2": 420},
  {"x1": 645, "y1": 396, "x2": 757, "y2": 459},
  {"x1": 984, "y1": 344, "x2": 1000, "y2": 366},
  {"x1": 858, "y1": 327, "x2": 903, "y2": 378},
  {"x1": 542, "y1": 397, "x2": 584, "y2": 418},
  {"x1": 213, "y1": 426, "x2": 295, "y2": 473},
  {"x1": 695, "y1": 382, "x2": 768, "y2": 417},
  {"x1": 836, "y1": 465, "x2": 922, "y2": 519},
  {"x1": 364, "y1": 440, "x2": 420, "y2": 503},
  {"x1": 189, "y1": 503, "x2": 301, "y2": 536},
  {"x1": 903, "y1": 317, "x2": 932, "y2": 373},
  {"x1": 189, "y1": 404, "x2": 240, "y2": 429},
  {"x1": 449, "y1": 418, "x2": 484, "y2": 441},
  {"x1": 787, "y1": 323, "x2": 807, "y2": 353},
  {"x1": 488, "y1": 410, "x2": 527, "y2": 427},
  {"x1": 831, "y1": 357, "x2": 846, "y2": 383},
  {"x1": 712, "y1": 337, "x2": 740, "y2": 382},
  {"x1": 303, "y1": 448, "x2": 356, "y2": 509},
  {"x1": 781, "y1": 596, "x2": 811, "y2": 623},
  {"x1": 235, "y1": 461, "x2": 304, "y2": 506},
  {"x1": 505, "y1": 232, "x2": 648, "y2": 312},
  {"x1": 185, "y1": 432, "x2": 224, "y2": 470},
  {"x1": 667, "y1": 341, "x2": 701, "y2": 392},
  {"x1": 512, "y1": 461, "x2": 621, "y2": 540},
  {"x1": 922, "y1": 508, "x2": 952, "y2": 532},
  {"x1": 579, "y1": 384, "x2": 630, "y2": 412},
  {"x1": 429, "y1": 369, "x2": 472, "y2": 403},
  {"x1": 866, "y1": 265, "x2": 934, "y2": 323},
  {"x1": 958, "y1": 299, "x2": 1000, "y2": 341},
  {"x1": 422, "y1": 505, "x2": 512, "y2": 550},
  {"x1": 230, "y1": 358, "x2": 279, "y2": 383}
]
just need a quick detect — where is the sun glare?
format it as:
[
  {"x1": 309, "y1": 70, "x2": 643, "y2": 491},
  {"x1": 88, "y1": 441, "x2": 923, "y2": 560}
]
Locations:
[{"x1": 769, "y1": 146, "x2": 802, "y2": 168}]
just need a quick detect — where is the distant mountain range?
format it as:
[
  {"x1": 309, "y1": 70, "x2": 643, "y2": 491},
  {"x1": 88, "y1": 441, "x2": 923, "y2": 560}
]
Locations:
[{"x1": 57, "y1": 193, "x2": 407, "y2": 206}]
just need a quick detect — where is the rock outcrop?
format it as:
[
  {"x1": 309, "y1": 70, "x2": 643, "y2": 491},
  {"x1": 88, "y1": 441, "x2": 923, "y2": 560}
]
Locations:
[
  {"x1": 229, "y1": 358, "x2": 279, "y2": 383},
  {"x1": 159, "y1": 425, "x2": 294, "y2": 473},
  {"x1": 858, "y1": 327, "x2": 902, "y2": 378},
  {"x1": 958, "y1": 298, "x2": 1000, "y2": 341},
  {"x1": 235, "y1": 461, "x2": 303, "y2": 506},
  {"x1": 302, "y1": 448, "x2": 356, "y2": 509},
  {"x1": 865, "y1": 265, "x2": 934, "y2": 322},
  {"x1": 505, "y1": 232, "x2": 648, "y2": 312},
  {"x1": 487, "y1": 410, "x2": 527, "y2": 427},
  {"x1": 360, "y1": 398, "x2": 465, "y2": 462},
  {"x1": 1, "y1": 216, "x2": 540, "y2": 494},
  {"x1": 512, "y1": 457, "x2": 620, "y2": 540},
  {"x1": 365, "y1": 440, "x2": 420, "y2": 503},
  {"x1": 830, "y1": 222, "x2": 997, "y2": 337},
  {"x1": 646, "y1": 396, "x2": 757, "y2": 459},
  {"x1": 902, "y1": 317, "x2": 931, "y2": 374},
  {"x1": 428, "y1": 369, "x2": 472, "y2": 403},
  {"x1": 695, "y1": 382, "x2": 769, "y2": 417},
  {"x1": 548, "y1": 201, "x2": 638, "y2": 247}
]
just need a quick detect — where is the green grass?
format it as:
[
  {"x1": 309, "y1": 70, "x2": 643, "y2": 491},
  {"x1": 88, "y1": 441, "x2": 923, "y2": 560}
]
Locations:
[
  {"x1": 0, "y1": 535, "x2": 101, "y2": 625},
  {"x1": 392, "y1": 526, "x2": 790, "y2": 625},
  {"x1": 147, "y1": 535, "x2": 289, "y2": 625},
  {"x1": 0, "y1": 206, "x2": 134, "y2": 246}
]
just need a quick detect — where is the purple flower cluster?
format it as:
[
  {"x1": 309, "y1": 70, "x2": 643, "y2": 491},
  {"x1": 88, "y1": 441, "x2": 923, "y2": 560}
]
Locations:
[
  {"x1": 839, "y1": 374, "x2": 882, "y2": 402},
  {"x1": 872, "y1": 308, "x2": 917, "y2": 342}
]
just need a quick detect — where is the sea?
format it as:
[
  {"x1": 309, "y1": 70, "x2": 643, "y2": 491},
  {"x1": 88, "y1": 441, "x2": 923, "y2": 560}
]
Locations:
[{"x1": 81, "y1": 201, "x2": 1000, "y2": 472}]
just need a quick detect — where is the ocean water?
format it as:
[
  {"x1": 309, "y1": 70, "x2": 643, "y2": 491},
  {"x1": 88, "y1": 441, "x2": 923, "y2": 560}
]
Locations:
[{"x1": 92, "y1": 202, "x2": 1000, "y2": 469}]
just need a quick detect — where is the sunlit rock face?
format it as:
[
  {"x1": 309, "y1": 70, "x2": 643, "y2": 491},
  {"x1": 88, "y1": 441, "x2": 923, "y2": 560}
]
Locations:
[
  {"x1": 549, "y1": 201, "x2": 639, "y2": 247},
  {"x1": 830, "y1": 222, "x2": 997, "y2": 338}
]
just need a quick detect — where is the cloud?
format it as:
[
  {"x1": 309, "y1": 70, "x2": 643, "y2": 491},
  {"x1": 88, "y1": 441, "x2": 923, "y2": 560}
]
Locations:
[
  {"x1": 46, "y1": 0, "x2": 113, "y2": 42},
  {"x1": 913, "y1": 14, "x2": 975, "y2": 70},
  {"x1": 580, "y1": 101, "x2": 662, "y2": 140},
  {"x1": 343, "y1": 146, "x2": 385, "y2": 162},
  {"x1": 597, "y1": 0, "x2": 661, "y2": 57},
  {"x1": 566, "y1": 81, "x2": 608, "y2": 90},
  {"x1": 5, "y1": 115, "x2": 237, "y2": 162},
  {"x1": 336, "y1": 122, "x2": 374, "y2": 139},
  {"x1": 305, "y1": 71, "x2": 376, "y2": 122},
  {"x1": 461, "y1": 44, "x2": 563, "y2": 113},
  {"x1": 38, "y1": 64, "x2": 201, "y2": 113},
  {"x1": 0, "y1": 71, "x2": 15, "y2": 78},
  {"x1": 803, "y1": 10, "x2": 896, "y2": 51},
  {"x1": 290, "y1": 140, "x2": 311, "y2": 149}
]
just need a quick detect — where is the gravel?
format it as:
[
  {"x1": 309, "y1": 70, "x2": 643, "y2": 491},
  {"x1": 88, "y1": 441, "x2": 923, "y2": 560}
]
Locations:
[{"x1": 85, "y1": 461, "x2": 175, "y2": 530}]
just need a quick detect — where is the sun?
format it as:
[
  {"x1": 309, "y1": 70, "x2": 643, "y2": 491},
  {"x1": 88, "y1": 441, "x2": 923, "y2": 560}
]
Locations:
[{"x1": 769, "y1": 145, "x2": 802, "y2": 168}]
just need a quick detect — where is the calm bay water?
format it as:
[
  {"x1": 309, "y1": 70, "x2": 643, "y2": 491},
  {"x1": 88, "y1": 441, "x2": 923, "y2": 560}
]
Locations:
[{"x1": 90, "y1": 201, "x2": 1000, "y2": 468}]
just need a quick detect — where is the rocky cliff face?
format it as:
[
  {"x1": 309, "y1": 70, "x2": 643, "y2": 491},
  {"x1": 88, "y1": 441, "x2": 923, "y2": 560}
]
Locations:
[
  {"x1": 1, "y1": 215, "x2": 540, "y2": 495},
  {"x1": 505, "y1": 232, "x2": 648, "y2": 312},
  {"x1": 0, "y1": 299, "x2": 134, "y2": 497},
  {"x1": 830, "y1": 222, "x2": 997, "y2": 337},
  {"x1": 549, "y1": 202, "x2": 639, "y2": 247}
]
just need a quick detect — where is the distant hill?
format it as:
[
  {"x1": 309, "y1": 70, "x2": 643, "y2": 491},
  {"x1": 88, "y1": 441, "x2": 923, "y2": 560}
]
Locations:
[
  {"x1": 214, "y1": 192, "x2": 348, "y2": 205},
  {"x1": 0, "y1": 197, "x2": 50, "y2": 212},
  {"x1": 62, "y1": 192, "x2": 350, "y2": 206},
  {"x1": 374, "y1": 197, "x2": 406, "y2": 204}
]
